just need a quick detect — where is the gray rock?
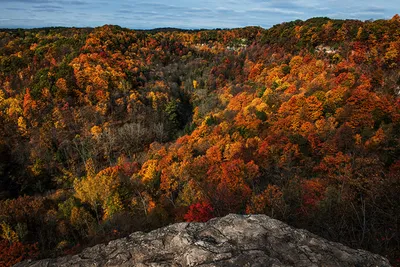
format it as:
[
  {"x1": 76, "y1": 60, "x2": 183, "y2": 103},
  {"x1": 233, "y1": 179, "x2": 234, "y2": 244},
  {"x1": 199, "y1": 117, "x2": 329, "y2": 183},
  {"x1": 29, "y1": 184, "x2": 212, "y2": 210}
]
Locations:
[{"x1": 15, "y1": 214, "x2": 391, "y2": 267}]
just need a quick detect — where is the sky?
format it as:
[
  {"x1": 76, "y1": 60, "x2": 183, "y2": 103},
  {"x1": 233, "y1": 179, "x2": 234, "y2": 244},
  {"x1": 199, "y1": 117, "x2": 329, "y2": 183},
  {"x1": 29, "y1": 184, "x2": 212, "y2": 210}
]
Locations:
[{"x1": 0, "y1": 0, "x2": 399, "y2": 29}]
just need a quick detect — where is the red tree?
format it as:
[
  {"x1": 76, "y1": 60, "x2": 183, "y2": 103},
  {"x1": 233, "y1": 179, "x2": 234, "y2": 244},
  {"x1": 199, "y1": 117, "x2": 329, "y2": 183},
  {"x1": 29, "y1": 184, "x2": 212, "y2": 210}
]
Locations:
[{"x1": 184, "y1": 202, "x2": 214, "y2": 222}]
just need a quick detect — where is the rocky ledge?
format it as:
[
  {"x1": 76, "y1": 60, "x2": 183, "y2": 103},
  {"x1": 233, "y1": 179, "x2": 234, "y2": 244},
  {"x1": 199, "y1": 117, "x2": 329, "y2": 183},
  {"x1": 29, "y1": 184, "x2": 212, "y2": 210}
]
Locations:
[{"x1": 15, "y1": 214, "x2": 390, "y2": 267}]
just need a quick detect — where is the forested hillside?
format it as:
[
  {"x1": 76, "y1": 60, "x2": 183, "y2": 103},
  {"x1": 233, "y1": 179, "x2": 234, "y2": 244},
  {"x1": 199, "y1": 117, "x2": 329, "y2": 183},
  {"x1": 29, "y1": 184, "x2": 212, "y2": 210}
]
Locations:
[{"x1": 0, "y1": 16, "x2": 399, "y2": 266}]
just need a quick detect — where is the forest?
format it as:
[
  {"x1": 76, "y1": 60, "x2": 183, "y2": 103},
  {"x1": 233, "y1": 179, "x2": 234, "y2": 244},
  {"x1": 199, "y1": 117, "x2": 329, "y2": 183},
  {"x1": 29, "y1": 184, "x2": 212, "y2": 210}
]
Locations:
[{"x1": 0, "y1": 16, "x2": 399, "y2": 266}]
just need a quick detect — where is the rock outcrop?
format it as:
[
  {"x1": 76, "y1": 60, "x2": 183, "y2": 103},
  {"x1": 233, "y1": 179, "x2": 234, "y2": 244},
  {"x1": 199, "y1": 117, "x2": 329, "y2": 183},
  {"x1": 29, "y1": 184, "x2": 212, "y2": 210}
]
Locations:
[{"x1": 15, "y1": 214, "x2": 391, "y2": 267}]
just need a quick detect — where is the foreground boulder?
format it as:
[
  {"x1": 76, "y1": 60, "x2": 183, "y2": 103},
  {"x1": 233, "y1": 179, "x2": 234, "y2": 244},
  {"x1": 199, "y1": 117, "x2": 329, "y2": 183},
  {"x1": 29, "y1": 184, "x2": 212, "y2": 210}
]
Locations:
[{"x1": 15, "y1": 214, "x2": 390, "y2": 267}]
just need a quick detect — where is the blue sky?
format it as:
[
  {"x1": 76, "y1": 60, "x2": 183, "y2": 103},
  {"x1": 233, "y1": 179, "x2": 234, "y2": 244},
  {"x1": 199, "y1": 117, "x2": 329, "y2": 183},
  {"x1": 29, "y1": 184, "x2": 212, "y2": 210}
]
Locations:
[{"x1": 0, "y1": 0, "x2": 398, "y2": 29}]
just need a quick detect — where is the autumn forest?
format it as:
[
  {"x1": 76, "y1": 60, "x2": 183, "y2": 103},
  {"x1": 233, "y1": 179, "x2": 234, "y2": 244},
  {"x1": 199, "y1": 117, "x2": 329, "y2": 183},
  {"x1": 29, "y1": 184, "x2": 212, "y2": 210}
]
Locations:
[{"x1": 0, "y1": 16, "x2": 399, "y2": 266}]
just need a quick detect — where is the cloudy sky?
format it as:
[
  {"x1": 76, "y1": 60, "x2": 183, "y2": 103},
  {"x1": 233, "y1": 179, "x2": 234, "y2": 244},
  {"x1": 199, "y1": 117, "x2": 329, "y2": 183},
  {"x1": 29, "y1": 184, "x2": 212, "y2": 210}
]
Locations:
[{"x1": 0, "y1": 0, "x2": 398, "y2": 29}]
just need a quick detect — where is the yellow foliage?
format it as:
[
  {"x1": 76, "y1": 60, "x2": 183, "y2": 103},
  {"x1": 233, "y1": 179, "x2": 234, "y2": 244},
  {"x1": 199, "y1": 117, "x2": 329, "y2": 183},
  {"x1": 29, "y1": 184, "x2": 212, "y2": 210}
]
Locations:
[
  {"x1": 315, "y1": 117, "x2": 337, "y2": 135},
  {"x1": 4, "y1": 98, "x2": 22, "y2": 118},
  {"x1": 56, "y1": 240, "x2": 69, "y2": 251},
  {"x1": 30, "y1": 43, "x2": 38, "y2": 51},
  {"x1": 0, "y1": 90, "x2": 4, "y2": 105},
  {"x1": 366, "y1": 128, "x2": 385, "y2": 147},
  {"x1": 30, "y1": 159, "x2": 43, "y2": 177},
  {"x1": 249, "y1": 98, "x2": 269, "y2": 113},
  {"x1": 305, "y1": 96, "x2": 323, "y2": 121},
  {"x1": 56, "y1": 78, "x2": 68, "y2": 91},
  {"x1": 147, "y1": 91, "x2": 169, "y2": 110},
  {"x1": 85, "y1": 158, "x2": 96, "y2": 179},
  {"x1": 140, "y1": 159, "x2": 159, "y2": 184},
  {"x1": 300, "y1": 122, "x2": 314, "y2": 136},
  {"x1": 224, "y1": 142, "x2": 243, "y2": 160},
  {"x1": 129, "y1": 90, "x2": 140, "y2": 101},
  {"x1": 384, "y1": 42, "x2": 399, "y2": 67},
  {"x1": 95, "y1": 102, "x2": 108, "y2": 116},
  {"x1": 74, "y1": 164, "x2": 120, "y2": 215},
  {"x1": 104, "y1": 193, "x2": 123, "y2": 219},
  {"x1": 0, "y1": 221, "x2": 19, "y2": 243},
  {"x1": 325, "y1": 86, "x2": 347, "y2": 108},
  {"x1": 315, "y1": 60, "x2": 324, "y2": 69},
  {"x1": 17, "y1": 116, "x2": 27, "y2": 134},
  {"x1": 219, "y1": 121, "x2": 230, "y2": 133},
  {"x1": 289, "y1": 55, "x2": 303, "y2": 70},
  {"x1": 356, "y1": 27, "x2": 363, "y2": 39},
  {"x1": 177, "y1": 180, "x2": 203, "y2": 206},
  {"x1": 90, "y1": 125, "x2": 103, "y2": 137}
]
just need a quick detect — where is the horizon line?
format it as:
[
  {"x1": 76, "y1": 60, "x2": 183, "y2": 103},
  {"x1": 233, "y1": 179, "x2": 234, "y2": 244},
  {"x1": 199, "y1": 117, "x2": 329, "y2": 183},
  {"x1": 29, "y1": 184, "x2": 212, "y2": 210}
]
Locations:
[{"x1": 0, "y1": 15, "x2": 389, "y2": 32}]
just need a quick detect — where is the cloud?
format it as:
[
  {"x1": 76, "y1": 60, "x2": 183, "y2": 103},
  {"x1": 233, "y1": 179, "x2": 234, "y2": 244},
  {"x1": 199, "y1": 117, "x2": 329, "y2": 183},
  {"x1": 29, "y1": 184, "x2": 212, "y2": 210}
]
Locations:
[
  {"x1": 250, "y1": 0, "x2": 303, "y2": 9},
  {"x1": 0, "y1": 0, "x2": 86, "y2": 3},
  {"x1": 185, "y1": 8, "x2": 212, "y2": 14},
  {"x1": 269, "y1": 1, "x2": 303, "y2": 9},
  {"x1": 65, "y1": 0, "x2": 87, "y2": 5},
  {"x1": 0, "y1": 0, "x2": 50, "y2": 2},
  {"x1": 5, "y1": 7, "x2": 26, "y2": 11},
  {"x1": 248, "y1": 7, "x2": 304, "y2": 15},
  {"x1": 32, "y1": 4, "x2": 64, "y2": 12},
  {"x1": 350, "y1": 11, "x2": 385, "y2": 17},
  {"x1": 361, "y1": 6, "x2": 386, "y2": 13}
]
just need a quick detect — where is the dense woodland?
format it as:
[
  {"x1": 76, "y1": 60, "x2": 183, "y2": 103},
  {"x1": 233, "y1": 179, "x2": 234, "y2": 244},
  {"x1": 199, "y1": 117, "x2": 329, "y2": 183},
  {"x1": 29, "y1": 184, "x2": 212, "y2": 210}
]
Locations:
[{"x1": 0, "y1": 16, "x2": 399, "y2": 266}]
